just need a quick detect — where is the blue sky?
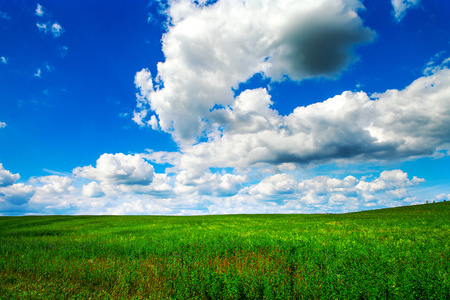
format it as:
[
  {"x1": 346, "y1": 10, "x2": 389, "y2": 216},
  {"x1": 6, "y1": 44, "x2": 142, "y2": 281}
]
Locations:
[{"x1": 0, "y1": 0, "x2": 449, "y2": 215}]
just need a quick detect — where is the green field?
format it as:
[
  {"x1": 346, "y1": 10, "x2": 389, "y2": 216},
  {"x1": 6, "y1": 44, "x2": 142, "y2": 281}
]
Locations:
[{"x1": 0, "y1": 202, "x2": 449, "y2": 299}]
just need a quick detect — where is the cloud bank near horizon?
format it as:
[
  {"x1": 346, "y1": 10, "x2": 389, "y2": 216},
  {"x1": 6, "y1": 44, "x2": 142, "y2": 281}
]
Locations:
[{"x1": 0, "y1": 158, "x2": 430, "y2": 215}]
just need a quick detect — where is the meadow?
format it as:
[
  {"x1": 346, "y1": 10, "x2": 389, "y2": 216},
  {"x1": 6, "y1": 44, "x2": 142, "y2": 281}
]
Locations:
[{"x1": 0, "y1": 202, "x2": 449, "y2": 299}]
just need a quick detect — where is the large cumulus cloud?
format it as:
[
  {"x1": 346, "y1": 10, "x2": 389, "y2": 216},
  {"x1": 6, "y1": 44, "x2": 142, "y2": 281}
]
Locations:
[
  {"x1": 0, "y1": 184, "x2": 34, "y2": 206},
  {"x1": 134, "y1": 0, "x2": 375, "y2": 142},
  {"x1": 74, "y1": 153, "x2": 155, "y2": 185},
  {"x1": 135, "y1": 0, "x2": 450, "y2": 171},
  {"x1": 153, "y1": 67, "x2": 450, "y2": 171},
  {"x1": 0, "y1": 163, "x2": 20, "y2": 187}
]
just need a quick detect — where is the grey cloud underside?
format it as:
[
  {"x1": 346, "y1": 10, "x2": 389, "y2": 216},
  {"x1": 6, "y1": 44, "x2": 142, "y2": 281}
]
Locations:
[
  {"x1": 0, "y1": 164, "x2": 20, "y2": 187},
  {"x1": 260, "y1": 143, "x2": 399, "y2": 166},
  {"x1": 274, "y1": 16, "x2": 375, "y2": 77},
  {"x1": 172, "y1": 68, "x2": 450, "y2": 170},
  {"x1": 0, "y1": 184, "x2": 34, "y2": 206}
]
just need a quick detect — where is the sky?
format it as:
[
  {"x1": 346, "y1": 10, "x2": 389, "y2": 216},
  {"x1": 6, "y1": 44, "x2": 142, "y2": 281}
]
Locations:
[{"x1": 0, "y1": 0, "x2": 449, "y2": 216}]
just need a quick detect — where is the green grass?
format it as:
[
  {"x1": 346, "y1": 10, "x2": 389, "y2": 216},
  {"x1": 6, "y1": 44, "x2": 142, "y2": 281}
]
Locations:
[{"x1": 0, "y1": 202, "x2": 449, "y2": 299}]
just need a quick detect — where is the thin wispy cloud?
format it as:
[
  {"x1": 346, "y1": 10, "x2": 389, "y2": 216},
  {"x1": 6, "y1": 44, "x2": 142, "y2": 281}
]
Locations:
[
  {"x1": 35, "y1": 4, "x2": 44, "y2": 17},
  {"x1": 391, "y1": 0, "x2": 421, "y2": 22},
  {"x1": 34, "y1": 68, "x2": 42, "y2": 78},
  {"x1": 35, "y1": 4, "x2": 64, "y2": 38},
  {"x1": 60, "y1": 45, "x2": 68, "y2": 57}
]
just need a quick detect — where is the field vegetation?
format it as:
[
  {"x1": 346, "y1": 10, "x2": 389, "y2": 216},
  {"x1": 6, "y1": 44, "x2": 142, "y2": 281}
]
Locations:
[{"x1": 0, "y1": 202, "x2": 449, "y2": 299}]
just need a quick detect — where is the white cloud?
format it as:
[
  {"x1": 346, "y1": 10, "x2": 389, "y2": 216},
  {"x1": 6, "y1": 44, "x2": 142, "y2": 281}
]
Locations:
[
  {"x1": 25, "y1": 176, "x2": 77, "y2": 211},
  {"x1": 433, "y1": 193, "x2": 449, "y2": 202},
  {"x1": 356, "y1": 170, "x2": 424, "y2": 194},
  {"x1": 204, "y1": 169, "x2": 424, "y2": 214},
  {"x1": 36, "y1": 23, "x2": 47, "y2": 33},
  {"x1": 74, "y1": 153, "x2": 155, "y2": 185},
  {"x1": 134, "y1": 0, "x2": 449, "y2": 173},
  {"x1": 423, "y1": 53, "x2": 449, "y2": 76},
  {"x1": 34, "y1": 68, "x2": 42, "y2": 78},
  {"x1": 35, "y1": 5, "x2": 64, "y2": 38},
  {"x1": 248, "y1": 173, "x2": 297, "y2": 197},
  {"x1": 153, "y1": 67, "x2": 450, "y2": 172},
  {"x1": 37, "y1": 22, "x2": 64, "y2": 38},
  {"x1": 391, "y1": 0, "x2": 420, "y2": 22},
  {"x1": 51, "y1": 22, "x2": 64, "y2": 38},
  {"x1": 35, "y1": 176, "x2": 75, "y2": 194},
  {"x1": 0, "y1": 164, "x2": 20, "y2": 187},
  {"x1": 1, "y1": 57, "x2": 7, "y2": 64},
  {"x1": 1, "y1": 0, "x2": 445, "y2": 216},
  {"x1": 0, "y1": 166, "x2": 34, "y2": 210},
  {"x1": 0, "y1": 158, "x2": 430, "y2": 215},
  {"x1": 0, "y1": 183, "x2": 35, "y2": 206},
  {"x1": 36, "y1": 4, "x2": 45, "y2": 17},
  {"x1": 134, "y1": 0, "x2": 375, "y2": 142},
  {"x1": 174, "y1": 170, "x2": 246, "y2": 197},
  {"x1": 105, "y1": 173, "x2": 173, "y2": 197},
  {"x1": 0, "y1": 122, "x2": 6, "y2": 129},
  {"x1": 82, "y1": 182, "x2": 105, "y2": 198},
  {"x1": 274, "y1": 170, "x2": 419, "y2": 209}
]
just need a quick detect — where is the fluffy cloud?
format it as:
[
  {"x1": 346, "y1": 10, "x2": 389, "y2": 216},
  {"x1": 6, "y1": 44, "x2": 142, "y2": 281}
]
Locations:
[
  {"x1": 0, "y1": 183, "x2": 35, "y2": 206},
  {"x1": 35, "y1": 176, "x2": 75, "y2": 194},
  {"x1": 0, "y1": 160, "x2": 429, "y2": 215},
  {"x1": 0, "y1": 122, "x2": 6, "y2": 129},
  {"x1": 134, "y1": 0, "x2": 375, "y2": 142},
  {"x1": 205, "y1": 169, "x2": 424, "y2": 214},
  {"x1": 82, "y1": 182, "x2": 105, "y2": 198},
  {"x1": 248, "y1": 173, "x2": 297, "y2": 197},
  {"x1": 135, "y1": 0, "x2": 449, "y2": 171},
  {"x1": 277, "y1": 170, "x2": 419, "y2": 208},
  {"x1": 0, "y1": 57, "x2": 7, "y2": 65},
  {"x1": 174, "y1": 170, "x2": 246, "y2": 197},
  {"x1": 21, "y1": 176, "x2": 79, "y2": 213},
  {"x1": 51, "y1": 23, "x2": 64, "y2": 38},
  {"x1": 0, "y1": 166, "x2": 34, "y2": 210},
  {"x1": 154, "y1": 67, "x2": 450, "y2": 172},
  {"x1": 74, "y1": 153, "x2": 155, "y2": 185},
  {"x1": 0, "y1": 164, "x2": 20, "y2": 187},
  {"x1": 391, "y1": 0, "x2": 420, "y2": 22}
]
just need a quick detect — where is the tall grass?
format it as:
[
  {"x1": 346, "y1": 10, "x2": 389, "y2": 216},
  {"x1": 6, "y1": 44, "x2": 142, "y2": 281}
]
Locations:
[{"x1": 0, "y1": 202, "x2": 449, "y2": 299}]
